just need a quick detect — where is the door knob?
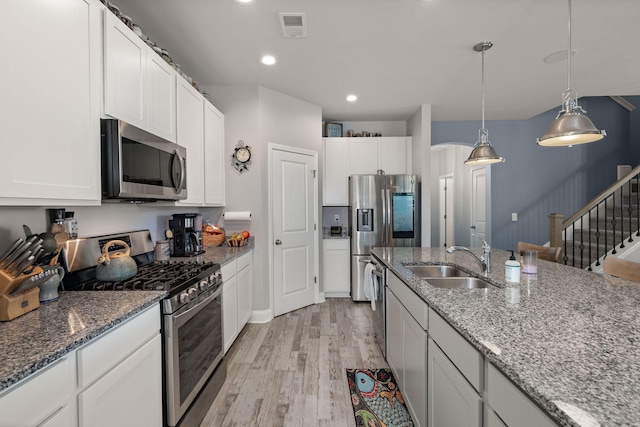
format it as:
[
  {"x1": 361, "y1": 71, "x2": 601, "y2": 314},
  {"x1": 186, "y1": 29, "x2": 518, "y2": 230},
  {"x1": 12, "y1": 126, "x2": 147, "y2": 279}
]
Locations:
[{"x1": 275, "y1": 239, "x2": 282, "y2": 245}]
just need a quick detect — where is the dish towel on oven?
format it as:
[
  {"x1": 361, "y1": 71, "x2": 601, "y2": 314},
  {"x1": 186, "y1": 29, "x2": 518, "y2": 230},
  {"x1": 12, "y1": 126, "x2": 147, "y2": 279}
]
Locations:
[{"x1": 363, "y1": 262, "x2": 377, "y2": 311}]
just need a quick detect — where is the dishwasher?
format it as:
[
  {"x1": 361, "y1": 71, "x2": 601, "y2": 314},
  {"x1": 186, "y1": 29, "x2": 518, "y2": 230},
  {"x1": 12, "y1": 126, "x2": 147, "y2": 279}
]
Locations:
[{"x1": 370, "y1": 256, "x2": 387, "y2": 358}]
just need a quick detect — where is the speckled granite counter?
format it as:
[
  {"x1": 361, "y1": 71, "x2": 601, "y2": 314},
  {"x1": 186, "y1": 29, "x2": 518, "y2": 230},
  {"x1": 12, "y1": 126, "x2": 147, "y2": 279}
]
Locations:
[
  {"x1": 171, "y1": 239, "x2": 254, "y2": 266},
  {"x1": 0, "y1": 291, "x2": 165, "y2": 393},
  {"x1": 371, "y1": 247, "x2": 640, "y2": 427}
]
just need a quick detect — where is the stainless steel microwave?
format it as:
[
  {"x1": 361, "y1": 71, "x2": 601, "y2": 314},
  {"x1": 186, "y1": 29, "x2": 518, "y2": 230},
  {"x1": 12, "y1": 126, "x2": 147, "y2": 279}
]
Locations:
[{"x1": 101, "y1": 119, "x2": 187, "y2": 202}]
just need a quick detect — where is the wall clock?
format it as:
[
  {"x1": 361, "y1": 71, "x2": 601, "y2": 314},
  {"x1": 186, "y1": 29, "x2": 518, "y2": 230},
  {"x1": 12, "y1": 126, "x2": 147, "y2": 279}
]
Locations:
[{"x1": 232, "y1": 140, "x2": 252, "y2": 173}]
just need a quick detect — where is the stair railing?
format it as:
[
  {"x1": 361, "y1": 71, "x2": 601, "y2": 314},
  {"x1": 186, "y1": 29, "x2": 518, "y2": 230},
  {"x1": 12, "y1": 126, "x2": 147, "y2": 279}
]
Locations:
[{"x1": 550, "y1": 165, "x2": 640, "y2": 270}]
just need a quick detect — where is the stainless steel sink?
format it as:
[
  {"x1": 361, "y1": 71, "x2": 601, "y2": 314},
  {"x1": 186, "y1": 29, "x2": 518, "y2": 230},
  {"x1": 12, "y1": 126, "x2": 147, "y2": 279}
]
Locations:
[
  {"x1": 404, "y1": 264, "x2": 470, "y2": 277},
  {"x1": 424, "y1": 277, "x2": 498, "y2": 290}
]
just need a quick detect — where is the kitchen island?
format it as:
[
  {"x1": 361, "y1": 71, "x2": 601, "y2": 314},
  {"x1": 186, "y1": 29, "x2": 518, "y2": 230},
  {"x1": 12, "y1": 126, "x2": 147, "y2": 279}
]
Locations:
[{"x1": 372, "y1": 247, "x2": 640, "y2": 427}]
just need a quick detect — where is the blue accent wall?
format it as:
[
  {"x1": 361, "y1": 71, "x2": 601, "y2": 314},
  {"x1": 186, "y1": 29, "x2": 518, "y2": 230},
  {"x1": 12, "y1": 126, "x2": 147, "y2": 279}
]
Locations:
[{"x1": 432, "y1": 96, "x2": 635, "y2": 251}]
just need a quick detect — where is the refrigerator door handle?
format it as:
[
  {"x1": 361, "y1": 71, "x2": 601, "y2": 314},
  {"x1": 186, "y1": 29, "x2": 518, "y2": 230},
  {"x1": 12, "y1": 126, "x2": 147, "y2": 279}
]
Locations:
[
  {"x1": 385, "y1": 188, "x2": 392, "y2": 244},
  {"x1": 358, "y1": 258, "x2": 372, "y2": 263}
]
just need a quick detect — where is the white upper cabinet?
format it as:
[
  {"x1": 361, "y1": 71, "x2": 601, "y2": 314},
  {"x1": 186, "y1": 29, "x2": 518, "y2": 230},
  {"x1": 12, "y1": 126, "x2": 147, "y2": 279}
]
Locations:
[
  {"x1": 147, "y1": 54, "x2": 177, "y2": 142},
  {"x1": 323, "y1": 137, "x2": 412, "y2": 205},
  {"x1": 104, "y1": 10, "x2": 177, "y2": 142},
  {"x1": 176, "y1": 81, "x2": 205, "y2": 206},
  {"x1": 204, "y1": 102, "x2": 226, "y2": 206},
  {"x1": 103, "y1": 11, "x2": 147, "y2": 128},
  {"x1": 323, "y1": 138, "x2": 350, "y2": 205},
  {"x1": 0, "y1": 0, "x2": 101, "y2": 205}
]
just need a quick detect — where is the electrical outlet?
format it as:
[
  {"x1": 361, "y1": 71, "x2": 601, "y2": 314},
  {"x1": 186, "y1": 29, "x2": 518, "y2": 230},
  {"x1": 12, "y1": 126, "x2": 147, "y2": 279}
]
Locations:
[
  {"x1": 512, "y1": 212, "x2": 518, "y2": 222},
  {"x1": 334, "y1": 214, "x2": 340, "y2": 223}
]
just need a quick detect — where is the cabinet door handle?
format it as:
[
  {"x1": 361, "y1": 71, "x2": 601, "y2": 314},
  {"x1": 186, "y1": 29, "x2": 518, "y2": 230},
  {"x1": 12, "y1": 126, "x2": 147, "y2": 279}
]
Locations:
[{"x1": 275, "y1": 239, "x2": 282, "y2": 245}]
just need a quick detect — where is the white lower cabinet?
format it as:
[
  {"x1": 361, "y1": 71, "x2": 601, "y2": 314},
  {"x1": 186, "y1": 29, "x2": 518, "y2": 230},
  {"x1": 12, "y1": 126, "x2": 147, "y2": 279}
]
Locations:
[
  {"x1": 427, "y1": 338, "x2": 482, "y2": 427},
  {"x1": 222, "y1": 251, "x2": 253, "y2": 353},
  {"x1": 0, "y1": 303, "x2": 161, "y2": 427},
  {"x1": 486, "y1": 364, "x2": 557, "y2": 427},
  {"x1": 322, "y1": 239, "x2": 350, "y2": 297},
  {"x1": 386, "y1": 274, "x2": 427, "y2": 427},
  {"x1": 79, "y1": 334, "x2": 162, "y2": 427}
]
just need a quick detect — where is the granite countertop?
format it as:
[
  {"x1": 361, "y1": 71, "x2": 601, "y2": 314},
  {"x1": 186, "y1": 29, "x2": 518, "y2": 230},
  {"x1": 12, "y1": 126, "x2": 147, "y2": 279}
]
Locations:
[
  {"x1": 322, "y1": 227, "x2": 349, "y2": 239},
  {"x1": 371, "y1": 247, "x2": 640, "y2": 427},
  {"x1": 170, "y1": 238, "x2": 254, "y2": 266},
  {"x1": 0, "y1": 291, "x2": 165, "y2": 393}
]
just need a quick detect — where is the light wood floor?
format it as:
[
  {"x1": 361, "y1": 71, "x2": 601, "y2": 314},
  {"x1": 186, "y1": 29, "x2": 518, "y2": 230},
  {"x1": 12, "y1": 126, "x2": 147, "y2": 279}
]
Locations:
[{"x1": 201, "y1": 298, "x2": 388, "y2": 427}]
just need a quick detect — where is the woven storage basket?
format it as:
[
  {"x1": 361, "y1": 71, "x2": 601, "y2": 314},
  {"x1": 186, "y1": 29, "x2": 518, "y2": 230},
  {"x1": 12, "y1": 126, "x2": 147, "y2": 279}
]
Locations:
[
  {"x1": 226, "y1": 238, "x2": 247, "y2": 247},
  {"x1": 203, "y1": 233, "x2": 225, "y2": 247}
]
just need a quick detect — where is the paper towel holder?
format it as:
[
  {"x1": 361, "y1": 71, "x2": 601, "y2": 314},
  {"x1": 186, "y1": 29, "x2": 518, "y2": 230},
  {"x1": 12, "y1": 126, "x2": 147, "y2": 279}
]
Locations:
[{"x1": 223, "y1": 211, "x2": 252, "y2": 221}]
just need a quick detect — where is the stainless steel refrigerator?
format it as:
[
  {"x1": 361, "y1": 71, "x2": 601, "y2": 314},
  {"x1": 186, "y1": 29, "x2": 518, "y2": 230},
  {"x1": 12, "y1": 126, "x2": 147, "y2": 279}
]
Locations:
[{"x1": 350, "y1": 174, "x2": 420, "y2": 301}]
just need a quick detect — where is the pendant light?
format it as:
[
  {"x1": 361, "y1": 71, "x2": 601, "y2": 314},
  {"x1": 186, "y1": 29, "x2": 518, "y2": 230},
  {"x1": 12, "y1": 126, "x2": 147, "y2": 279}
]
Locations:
[
  {"x1": 465, "y1": 41, "x2": 505, "y2": 165},
  {"x1": 537, "y1": 0, "x2": 605, "y2": 146}
]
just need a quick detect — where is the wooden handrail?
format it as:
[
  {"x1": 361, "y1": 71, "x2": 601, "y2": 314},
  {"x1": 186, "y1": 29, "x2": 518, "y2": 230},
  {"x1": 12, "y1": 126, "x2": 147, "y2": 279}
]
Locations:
[{"x1": 562, "y1": 164, "x2": 640, "y2": 228}]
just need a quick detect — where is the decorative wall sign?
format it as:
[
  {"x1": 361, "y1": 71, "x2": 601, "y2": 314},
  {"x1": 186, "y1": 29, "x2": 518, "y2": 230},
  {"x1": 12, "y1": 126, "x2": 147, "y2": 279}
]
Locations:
[
  {"x1": 325, "y1": 122, "x2": 343, "y2": 137},
  {"x1": 232, "y1": 140, "x2": 252, "y2": 173}
]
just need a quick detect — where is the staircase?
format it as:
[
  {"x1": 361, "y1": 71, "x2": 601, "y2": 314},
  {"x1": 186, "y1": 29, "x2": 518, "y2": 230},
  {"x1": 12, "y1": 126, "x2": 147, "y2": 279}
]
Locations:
[{"x1": 554, "y1": 167, "x2": 640, "y2": 270}]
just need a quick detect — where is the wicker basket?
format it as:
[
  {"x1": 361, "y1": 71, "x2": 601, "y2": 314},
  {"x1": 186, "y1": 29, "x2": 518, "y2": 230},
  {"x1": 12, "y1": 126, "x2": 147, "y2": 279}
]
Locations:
[
  {"x1": 226, "y1": 238, "x2": 247, "y2": 247},
  {"x1": 203, "y1": 233, "x2": 225, "y2": 247}
]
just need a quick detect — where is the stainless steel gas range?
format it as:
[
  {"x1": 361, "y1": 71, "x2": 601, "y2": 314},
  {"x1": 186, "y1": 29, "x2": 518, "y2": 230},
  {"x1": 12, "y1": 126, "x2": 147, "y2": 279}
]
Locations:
[{"x1": 60, "y1": 230, "x2": 226, "y2": 427}]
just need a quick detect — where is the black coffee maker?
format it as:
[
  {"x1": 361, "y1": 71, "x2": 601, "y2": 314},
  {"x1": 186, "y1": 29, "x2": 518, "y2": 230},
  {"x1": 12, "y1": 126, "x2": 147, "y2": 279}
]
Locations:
[{"x1": 169, "y1": 213, "x2": 204, "y2": 256}]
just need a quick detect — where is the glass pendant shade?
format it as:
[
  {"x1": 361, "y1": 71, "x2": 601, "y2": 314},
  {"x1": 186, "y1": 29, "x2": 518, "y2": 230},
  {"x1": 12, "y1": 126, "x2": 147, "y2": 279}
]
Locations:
[{"x1": 538, "y1": 0, "x2": 605, "y2": 147}]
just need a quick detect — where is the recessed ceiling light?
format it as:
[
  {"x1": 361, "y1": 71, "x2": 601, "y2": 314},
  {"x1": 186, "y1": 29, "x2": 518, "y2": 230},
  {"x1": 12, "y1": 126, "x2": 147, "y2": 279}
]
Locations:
[
  {"x1": 234, "y1": 0, "x2": 254, "y2": 4},
  {"x1": 260, "y1": 55, "x2": 276, "y2": 65},
  {"x1": 346, "y1": 94, "x2": 358, "y2": 102},
  {"x1": 544, "y1": 49, "x2": 577, "y2": 64}
]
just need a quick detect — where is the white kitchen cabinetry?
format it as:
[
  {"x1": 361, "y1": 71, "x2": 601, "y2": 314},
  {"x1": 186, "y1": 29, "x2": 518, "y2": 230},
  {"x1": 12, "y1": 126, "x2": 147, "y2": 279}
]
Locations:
[
  {"x1": 486, "y1": 364, "x2": 557, "y2": 427},
  {"x1": 322, "y1": 239, "x2": 350, "y2": 297},
  {"x1": 323, "y1": 138, "x2": 350, "y2": 205},
  {"x1": 0, "y1": 355, "x2": 75, "y2": 427},
  {"x1": 204, "y1": 102, "x2": 226, "y2": 206},
  {"x1": 385, "y1": 272, "x2": 428, "y2": 427},
  {"x1": 222, "y1": 251, "x2": 253, "y2": 353},
  {"x1": 322, "y1": 137, "x2": 412, "y2": 205},
  {"x1": 104, "y1": 11, "x2": 177, "y2": 142},
  {"x1": 0, "y1": 304, "x2": 161, "y2": 427},
  {"x1": 428, "y1": 338, "x2": 482, "y2": 427},
  {"x1": 0, "y1": 0, "x2": 101, "y2": 206},
  {"x1": 176, "y1": 80, "x2": 205, "y2": 206}
]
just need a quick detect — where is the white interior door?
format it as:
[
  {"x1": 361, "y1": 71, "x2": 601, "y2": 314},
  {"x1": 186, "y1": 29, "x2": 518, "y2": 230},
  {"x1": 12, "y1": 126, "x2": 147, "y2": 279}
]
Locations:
[
  {"x1": 471, "y1": 167, "x2": 486, "y2": 246},
  {"x1": 271, "y1": 146, "x2": 318, "y2": 317},
  {"x1": 439, "y1": 175, "x2": 454, "y2": 248}
]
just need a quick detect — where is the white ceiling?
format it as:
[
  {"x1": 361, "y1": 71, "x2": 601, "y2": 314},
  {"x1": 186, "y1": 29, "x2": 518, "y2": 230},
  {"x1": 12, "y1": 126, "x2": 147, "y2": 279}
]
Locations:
[{"x1": 116, "y1": 0, "x2": 640, "y2": 122}]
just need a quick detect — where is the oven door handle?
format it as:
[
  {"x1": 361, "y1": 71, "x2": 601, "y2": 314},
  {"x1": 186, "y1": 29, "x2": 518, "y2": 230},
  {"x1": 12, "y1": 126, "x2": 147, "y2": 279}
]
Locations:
[{"x1": 172, "y1": 286, "x2": 222, "y2": 328}]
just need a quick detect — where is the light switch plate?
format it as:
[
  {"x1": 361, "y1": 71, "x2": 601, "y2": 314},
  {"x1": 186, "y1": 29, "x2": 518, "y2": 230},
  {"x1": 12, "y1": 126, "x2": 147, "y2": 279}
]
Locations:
[{"x1": 512, "y1": 213, "x2": 518, "y2": 221}]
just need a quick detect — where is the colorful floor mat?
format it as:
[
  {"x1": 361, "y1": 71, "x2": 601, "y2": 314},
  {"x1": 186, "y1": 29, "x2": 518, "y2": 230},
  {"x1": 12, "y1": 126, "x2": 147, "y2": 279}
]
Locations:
[{"x1": 346, "y1": 368, "x2": 414, "y2": 427}]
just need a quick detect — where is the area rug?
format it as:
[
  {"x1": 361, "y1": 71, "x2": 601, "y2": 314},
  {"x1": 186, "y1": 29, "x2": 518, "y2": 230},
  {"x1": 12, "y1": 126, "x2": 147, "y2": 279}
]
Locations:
[{"x1": 346, "y1": 368, "x2": 414, "y2": 427}]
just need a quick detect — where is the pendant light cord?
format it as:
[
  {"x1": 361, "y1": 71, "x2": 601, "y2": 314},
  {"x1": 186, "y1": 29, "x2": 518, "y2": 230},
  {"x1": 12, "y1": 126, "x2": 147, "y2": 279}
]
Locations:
[
  {"x1": 567, "y1": 0, "x2": 572, "y2": 92},
  {"x1": 481, "y1": 47, "x2": 486, "y2": 131}
]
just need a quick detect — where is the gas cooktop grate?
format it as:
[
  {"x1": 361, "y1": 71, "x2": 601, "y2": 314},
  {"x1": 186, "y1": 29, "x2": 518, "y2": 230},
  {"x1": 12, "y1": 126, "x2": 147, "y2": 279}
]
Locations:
[{"x1": 72, "y1": 261, "x2": 215, "y2": 292}]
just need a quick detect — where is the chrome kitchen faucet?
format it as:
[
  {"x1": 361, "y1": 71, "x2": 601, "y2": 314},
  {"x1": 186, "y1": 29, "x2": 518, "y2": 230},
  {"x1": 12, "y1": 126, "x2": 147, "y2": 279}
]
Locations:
[{"x1": 446, "y1": 238, "x2": 491, "y2": 275}]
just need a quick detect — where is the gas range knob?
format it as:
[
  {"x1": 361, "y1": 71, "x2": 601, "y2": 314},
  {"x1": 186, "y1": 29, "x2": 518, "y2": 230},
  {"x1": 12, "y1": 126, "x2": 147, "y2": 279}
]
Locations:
[
  {"x1": 199, "y1": 279, "x2": 209, "y2": 291},
  {"x1": 188, "y1": 287, "x2": 198, "y2": 299},
  {"x1": 178, "y1": 292, "x2": 189, "y2": 304}
]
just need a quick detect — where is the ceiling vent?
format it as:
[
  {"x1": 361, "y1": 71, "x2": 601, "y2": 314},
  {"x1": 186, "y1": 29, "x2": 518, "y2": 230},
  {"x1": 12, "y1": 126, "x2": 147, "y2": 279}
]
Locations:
[{"x1": 279, "y1": 13, "x2": 308, "y2": 38}]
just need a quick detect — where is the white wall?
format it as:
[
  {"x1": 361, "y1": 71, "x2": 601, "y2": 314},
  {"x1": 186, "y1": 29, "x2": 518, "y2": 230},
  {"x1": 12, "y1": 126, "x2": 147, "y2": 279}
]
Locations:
[
  {"x1": 206, "y1": 85, "x2": 322, "y2": 315},
  {"x1": 407, "y1": 105, "x2": 431, "y2": 247}
]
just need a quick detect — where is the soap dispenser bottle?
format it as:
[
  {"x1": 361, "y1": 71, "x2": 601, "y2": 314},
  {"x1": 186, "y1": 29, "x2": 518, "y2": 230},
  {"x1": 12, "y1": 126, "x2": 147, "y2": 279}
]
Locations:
[{"x1": 505, "y1": 250, "x2": 521, "y2": 283}]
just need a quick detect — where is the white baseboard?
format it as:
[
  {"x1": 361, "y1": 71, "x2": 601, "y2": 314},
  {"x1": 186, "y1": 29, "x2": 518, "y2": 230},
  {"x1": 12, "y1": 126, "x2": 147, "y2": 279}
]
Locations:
[
  {"x1": 249, "y1": 308, "x2": 273, "y2": 324},
  {"x1": 324, "y1": 291, "x2": 350, "y2": 298},
  {"x1": 317, "y1": 292, "x2": 326, "y2": 304}
]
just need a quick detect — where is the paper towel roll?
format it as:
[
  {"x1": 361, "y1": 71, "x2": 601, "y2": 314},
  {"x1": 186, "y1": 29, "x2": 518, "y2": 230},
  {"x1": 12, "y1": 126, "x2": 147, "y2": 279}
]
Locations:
[{"x1": 223, "y1": 211, "x2": 252, "y2": 221}]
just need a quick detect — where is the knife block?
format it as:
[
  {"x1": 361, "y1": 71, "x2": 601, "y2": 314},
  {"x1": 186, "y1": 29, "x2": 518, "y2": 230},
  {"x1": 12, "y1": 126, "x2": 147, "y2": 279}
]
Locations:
[
  {"x1": 0, "y1": 287, "x2": 40, "y2": 321},
  {"x1": 0, "y1": 267, "x2": 43, "y2": 321}
]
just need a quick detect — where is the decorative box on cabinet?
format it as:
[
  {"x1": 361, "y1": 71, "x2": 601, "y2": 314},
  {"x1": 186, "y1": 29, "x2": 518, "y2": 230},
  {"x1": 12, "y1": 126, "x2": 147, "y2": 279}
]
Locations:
[
  {"x1": 322, "y1": 239, "x2": 350, "y2": 297},
  {"x1": 222, "y1": 251, "x2": 253, "y2": 352},
  {"x1": 0, "y1": 0, "x2": 101, "y2": 205}
]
